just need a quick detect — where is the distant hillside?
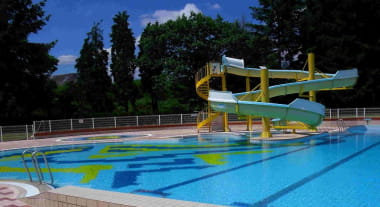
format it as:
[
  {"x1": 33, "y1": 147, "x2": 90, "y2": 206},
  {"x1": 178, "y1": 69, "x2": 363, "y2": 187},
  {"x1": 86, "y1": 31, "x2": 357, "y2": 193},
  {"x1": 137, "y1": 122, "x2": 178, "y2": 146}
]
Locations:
[{"x1": 51, "y1": 73, "x2": 78, "y2": 86}]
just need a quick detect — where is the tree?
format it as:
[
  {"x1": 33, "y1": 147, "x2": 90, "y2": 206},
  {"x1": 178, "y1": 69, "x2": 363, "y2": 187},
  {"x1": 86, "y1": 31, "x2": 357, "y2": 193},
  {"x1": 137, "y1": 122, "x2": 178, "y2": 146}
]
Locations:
[
  {"x1": 110, "y1": 11, "x2": 136, "y2": 114},
  {"x1": 0, "y1": 0, "x2": 58, "y2": 124},
  {"x1": 138, "y1": 22, "x2": 167, "y2": 113},
  {"x1": 75, "y1": 22, "x2": 113, "y2": 115},
  {"x1": 138, "y1": 13, "x2": 254, "y2": 113},
  {"x1": 302, "y1": 0, "x2": 380, "y2": 107},
  {"x1": 249, "y1": 0, "x2": 305, "y2": 68}
]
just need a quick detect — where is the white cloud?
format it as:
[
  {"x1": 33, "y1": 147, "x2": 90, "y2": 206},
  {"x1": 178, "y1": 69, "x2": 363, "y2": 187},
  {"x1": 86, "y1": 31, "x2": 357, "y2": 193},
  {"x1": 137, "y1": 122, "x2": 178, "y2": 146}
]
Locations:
[
  {"x1": 140, "y1": 3, "x2": 202, "y2": 26},
  {"x1": 135, "y1": 35, "x2": 141, "y2": 47},
  {"x1": 58, "y1": 55, "x2": 77, "y2": 65},
  {"x1": 134, "y1": 67, "x2": 141, "y2": 80},
  {"x1": 210, "y1": 3, "x2": 221, "y2": 10},
  {"x1": 104, "y1": 47, "x2": 112, "y2": 77},
  {"x1": 105, "y1": 47, "x2": 112, "y2": 60}
]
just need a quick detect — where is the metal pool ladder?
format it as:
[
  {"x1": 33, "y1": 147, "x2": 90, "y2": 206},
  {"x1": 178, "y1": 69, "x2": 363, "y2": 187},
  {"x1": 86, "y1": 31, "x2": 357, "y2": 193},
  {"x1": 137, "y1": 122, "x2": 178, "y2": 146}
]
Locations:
[
  {"x1": 336, "y1": 119, "x2": 346, "y2": 132},
  {"x1": 21, "y1": 149, "x2": 54, "y2": 185}
]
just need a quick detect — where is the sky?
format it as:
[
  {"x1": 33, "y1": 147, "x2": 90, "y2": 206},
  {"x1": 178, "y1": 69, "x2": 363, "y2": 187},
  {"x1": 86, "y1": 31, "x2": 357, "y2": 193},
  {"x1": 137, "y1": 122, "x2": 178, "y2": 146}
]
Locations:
[{"x1": 29, "y1": 0, "x2": 259, "y2": 75}]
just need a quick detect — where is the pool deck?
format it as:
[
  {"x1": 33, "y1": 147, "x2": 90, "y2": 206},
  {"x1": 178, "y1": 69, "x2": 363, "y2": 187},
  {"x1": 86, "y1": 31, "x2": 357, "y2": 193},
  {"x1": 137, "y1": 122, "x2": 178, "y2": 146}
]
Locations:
[
  {"x1": 0, "y1": 121, "x2": 355, "y2": 207},
  {"x1": 21, "y1": 185, "x2": 227, "y2": 207},
  {"x1": 0, "y1": 123, "x2": 341, "y2": 151},
  {"x1": 0, "y1": 179, "x2": 51, "y2": 207}
]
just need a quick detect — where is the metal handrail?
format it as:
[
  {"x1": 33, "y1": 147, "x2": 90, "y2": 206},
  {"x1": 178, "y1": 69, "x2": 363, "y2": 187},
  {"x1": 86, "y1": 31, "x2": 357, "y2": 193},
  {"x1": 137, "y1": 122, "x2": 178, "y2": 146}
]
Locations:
[
  {"x1": 21, "y1": 149, "x2": 35, "y2": 182},
  {"x1": 21, "y1": 149, "x2": 54, "y2": 185},
  {"x1": 336, "y1": 119, "x2": 346, "y2": 132},
  {"x1": 32, "y1": 151, "x2": 54, "y2": 185}
]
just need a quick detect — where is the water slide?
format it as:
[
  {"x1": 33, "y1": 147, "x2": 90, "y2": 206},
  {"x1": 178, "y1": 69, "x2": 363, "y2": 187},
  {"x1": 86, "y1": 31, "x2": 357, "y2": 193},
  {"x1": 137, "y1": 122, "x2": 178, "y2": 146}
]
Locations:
[{"x1": 208, "y1": 56, "x2": 358, "y2": 128}]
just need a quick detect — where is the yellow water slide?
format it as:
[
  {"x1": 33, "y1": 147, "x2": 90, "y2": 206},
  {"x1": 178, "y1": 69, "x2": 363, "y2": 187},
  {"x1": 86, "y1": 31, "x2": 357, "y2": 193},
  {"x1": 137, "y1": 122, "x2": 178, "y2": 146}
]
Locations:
[{"x1": 208, "y1": 56, "x2": 358, "y2": 130}]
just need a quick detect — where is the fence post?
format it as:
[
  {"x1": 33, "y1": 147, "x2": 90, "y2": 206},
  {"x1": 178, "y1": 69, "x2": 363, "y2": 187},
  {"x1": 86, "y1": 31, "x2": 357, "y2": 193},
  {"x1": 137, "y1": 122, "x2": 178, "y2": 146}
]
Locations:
[
  {"x1": 363, "y1": 108, "x2": 366, "y2": 118},
  {"x1": 180, "y1": 114, "x2": 183, "y2": 125},
  {"x1": 49, "y1": 120, "x2": 52, "y2": 132},
  {"x1": 0, "y1": 126, "x2": 2, "y2": 142},
  {"x1": 158, "y1": 115, "x2": 161, "y2": 126},
  {"x1": 337, "y1": 108, "x2": 340, "y2": 119},
  {"x1": 114, "y1": 116, "x2": 117, "y2": 128},
  {"x1": 92, "y1": 118, "x2": 95, "y2": 129},
  {"x1": 32, "y1": 121, "x2": 36, "y2": 139},
  {"x1": 70, "y1": 119, "x2": 73, "y2": 130},
  {"x1": 356, "y1": 108, "x2": 358, "y2": 118},
  {"x1": 25, "y1": 124, "x2": 28, "y2": 140},
  {"x1": 136, "y1": 116, "x2": 139, "y2": 126}
]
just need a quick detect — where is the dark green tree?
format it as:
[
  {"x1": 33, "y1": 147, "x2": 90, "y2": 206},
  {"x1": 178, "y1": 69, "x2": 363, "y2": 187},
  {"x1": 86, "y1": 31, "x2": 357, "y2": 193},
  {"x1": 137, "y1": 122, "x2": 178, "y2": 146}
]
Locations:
[
  {"x1": 138, "y1": 13, "x2": 254, "y2": 113},
  {"x1": 138, "y1": 22, "x2": 167, "y2": 113},
  {"x1": 249, "y1": 0, "x2": 305, "y2": 68},
  {"x1": 302, "y1": 0, "x2": 380, "y2": 107},
  {"x1": 0, "y1": 0, "x2": 58, "y2": 124},
  {"x1": 50, "y1": 82, "x2": 77, "y2": 118},
  {"x1": 75, "y1": 22, "x2": 113, "y2": 115},
  {"x1": 110, "y1": 11, "x2": 136, "y2": 114}
]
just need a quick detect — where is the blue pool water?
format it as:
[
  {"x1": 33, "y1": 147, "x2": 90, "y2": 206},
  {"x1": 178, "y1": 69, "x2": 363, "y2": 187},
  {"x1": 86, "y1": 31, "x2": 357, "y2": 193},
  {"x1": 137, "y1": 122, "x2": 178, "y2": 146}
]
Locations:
[{"x1": 1, "y1": 125, "x2": 380, "y2": 206}]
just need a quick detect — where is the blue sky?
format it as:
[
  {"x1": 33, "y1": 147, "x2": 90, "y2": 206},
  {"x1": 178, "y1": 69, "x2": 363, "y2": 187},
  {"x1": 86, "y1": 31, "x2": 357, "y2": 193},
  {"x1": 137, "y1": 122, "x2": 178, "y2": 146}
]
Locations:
[{"x1": 29, "y1": 0, "x2": 259, "y2": 75}]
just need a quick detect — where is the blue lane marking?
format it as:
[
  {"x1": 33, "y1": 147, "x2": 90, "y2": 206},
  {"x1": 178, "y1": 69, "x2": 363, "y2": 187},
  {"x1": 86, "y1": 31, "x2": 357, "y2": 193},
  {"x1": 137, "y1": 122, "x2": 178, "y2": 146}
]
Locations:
[
  {"x1": 246, "y1": 140, "x2": 380, "y2": 207},
  {"x1": 146, "y1": 141, "x2": 326, "y2": 196},
  {"x1": 135, "y1": 135, "x2": 351, "y2": 199}
]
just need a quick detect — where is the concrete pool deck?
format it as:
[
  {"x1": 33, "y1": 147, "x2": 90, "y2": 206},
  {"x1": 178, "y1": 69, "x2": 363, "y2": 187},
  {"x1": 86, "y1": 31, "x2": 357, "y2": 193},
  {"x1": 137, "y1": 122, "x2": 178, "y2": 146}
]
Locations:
[
  {"x1": 0, "y1": 120, "x2": 371, "y2": 206},
  {"x1": 0, "y1": 179, "x2": 52, "y2": 207},
  {"x1": 0, "y1": 121, "x2": 345, "y2": 151},
  {"x1": 21, "y1": 185, "x2": 227, "y2": 207}
]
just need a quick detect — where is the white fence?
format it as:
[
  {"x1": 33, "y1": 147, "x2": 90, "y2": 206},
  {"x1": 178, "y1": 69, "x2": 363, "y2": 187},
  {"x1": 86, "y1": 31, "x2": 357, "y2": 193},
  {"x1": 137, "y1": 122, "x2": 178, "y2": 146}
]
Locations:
[
  {"x1": 33, "y1": 114, "x2": 198, "y2": 134},
  {"x1": 1, "y1": 108, "x2": 380, "y2": 142},
  {"x1": 0, "y1": 124, "x2": 34, "y2": 142}
]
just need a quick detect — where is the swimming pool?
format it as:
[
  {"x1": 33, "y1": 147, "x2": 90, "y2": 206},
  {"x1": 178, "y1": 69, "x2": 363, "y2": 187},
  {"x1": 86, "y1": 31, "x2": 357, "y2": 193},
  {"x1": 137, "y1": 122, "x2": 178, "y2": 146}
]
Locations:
[{"x1": 0, "y1": 125, "x2": 379, "y2": 206}]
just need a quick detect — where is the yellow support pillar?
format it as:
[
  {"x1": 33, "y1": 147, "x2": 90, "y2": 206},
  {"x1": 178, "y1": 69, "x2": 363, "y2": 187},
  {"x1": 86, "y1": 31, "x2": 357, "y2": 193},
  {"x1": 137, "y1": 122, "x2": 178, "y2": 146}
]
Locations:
[
  {"x1": 246, "y1": 77, "x2": 253, "y2": 131},
  {"x1": 308, "y1": 53, "x2": 316, "y2": 102},
  {"x1": 260, "y1": 66, "x2": 272, "y2": 138},
  {"x1": 207, "y1": 101, "x2": 211, "y2": 132},
  {"x1": 307, "y1": 53, "x2": 318, "y2": 132},
  {"x1": 222, "y1": 73, "x2": 229, "y2": 132}
]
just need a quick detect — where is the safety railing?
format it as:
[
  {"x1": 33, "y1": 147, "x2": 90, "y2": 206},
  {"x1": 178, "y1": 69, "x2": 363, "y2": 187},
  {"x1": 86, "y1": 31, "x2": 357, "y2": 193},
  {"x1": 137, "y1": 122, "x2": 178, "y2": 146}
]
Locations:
[
  {"x1": 0, "y1": 124, "x2": 34, "y2": 142},
  {"x1": 1, "y1": 107, "x2": 380, "y2": 142},
  {"x1": 336, "y1": 119, "x2": 346, "y2": 132},
  {"x1": 21, "y1": 149, "x2": 54, "y2": 185}
]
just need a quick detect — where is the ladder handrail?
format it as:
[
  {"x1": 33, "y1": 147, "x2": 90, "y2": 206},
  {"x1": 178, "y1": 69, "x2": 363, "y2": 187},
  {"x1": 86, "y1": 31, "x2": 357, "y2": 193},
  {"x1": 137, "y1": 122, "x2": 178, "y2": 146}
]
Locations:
[
  {"x1": 21, "y1": 149, "x2": 35, "y2": 182},
  {"x1": 336, "y1": 119, "x2": 346, "y2": 132},
  {"x1": 32, "y1": 150, "x2": 54, "y2": 185},
  {"x1": 21, "y1": 149, "x2": 54, "y2": 185}
]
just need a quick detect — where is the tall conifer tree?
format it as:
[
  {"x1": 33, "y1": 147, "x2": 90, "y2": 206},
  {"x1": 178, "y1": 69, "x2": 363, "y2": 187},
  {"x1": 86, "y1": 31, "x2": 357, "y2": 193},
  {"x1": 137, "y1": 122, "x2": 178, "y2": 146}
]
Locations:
[
  {"x1": 75, "y1": 22, "x2": 112, "y2": 115},
  {"x1": 110, "y1": 11, "x2": 136, "y2": 114}
]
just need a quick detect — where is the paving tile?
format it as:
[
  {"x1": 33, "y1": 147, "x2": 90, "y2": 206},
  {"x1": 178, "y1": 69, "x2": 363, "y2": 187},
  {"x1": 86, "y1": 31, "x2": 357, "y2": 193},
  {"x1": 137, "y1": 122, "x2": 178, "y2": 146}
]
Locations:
[
  {"x1": 58, "y1": 194, "x2": 67, "y2": 202},
  {"x1": 67, "y1": 196, "x2": 77, "y2": 204},
  {"x1": 86, "y1": 199, "x2": 98, "y2": 206},
  {"x1": 109, "y1": 203, "x2": 122, "y2": 207},
  {"x1": 98, "y1": 201, "x2": 110, "y2": 207},
  {"x1": 76, "y1": 197, "x2": 87, "y2": 206},
  {"x1": 50, "y1": 192, "x2": 59, "y2": 201}
]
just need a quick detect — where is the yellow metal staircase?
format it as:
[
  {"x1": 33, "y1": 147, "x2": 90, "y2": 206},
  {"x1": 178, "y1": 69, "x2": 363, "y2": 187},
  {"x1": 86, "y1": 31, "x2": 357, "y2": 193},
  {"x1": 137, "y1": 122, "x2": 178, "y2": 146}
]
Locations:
[
  {"x1": 195, "y1": 64, "x2": 212, "y2": 100},
  {"x1": 196, "y1": 107, "x2": 221, "y2": 133},
  {"x1": 195, "y1": 64, "x2": 222, "y2": 132}
]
